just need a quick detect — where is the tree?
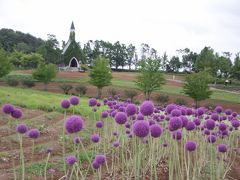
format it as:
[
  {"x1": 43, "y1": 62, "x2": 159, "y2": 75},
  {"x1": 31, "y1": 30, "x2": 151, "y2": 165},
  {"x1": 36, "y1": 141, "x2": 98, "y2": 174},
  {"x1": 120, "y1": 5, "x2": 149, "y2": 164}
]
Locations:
[
  {"x1": 0, "y1": 48, "x2": 11, "y2": 77},
  {"x1": 21, "y1": 53, "x2": 44, "y2": 69},
  {"x1": 177, "y1": 48, "x2": 198, "y2": 72},
  {"x1": 161, "y1": 51, "x2": 168, "y2": 71},
  {"x1": 232, "y1": 53, "x2": 240, "y2": 80},
  {"x1": 183, "y1": 71, "x2": 213, "y2": 107},
  {"x1": 168, "y1": 56, "x2": 181, "y2": 72},
  {"x1": 32, "y1": 63, "x2": 57, "y2": 90},
  {"x1": 126, "y1": 44, "x2": 136, "y2": 70},
  {"x1": 215, "y1": 54, "x2": 232, "y2": 78},
  {"x1": 135, "y1": 58, "x2": 165, "y2": 100},
  {"x1": 89, "y1": 57, "x2": 112, "y2": 98}
]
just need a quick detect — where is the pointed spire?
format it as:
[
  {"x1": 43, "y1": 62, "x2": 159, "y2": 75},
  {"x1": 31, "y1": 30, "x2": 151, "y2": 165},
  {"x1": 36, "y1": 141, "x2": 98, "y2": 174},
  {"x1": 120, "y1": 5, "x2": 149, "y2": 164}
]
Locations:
[{"x1": 70, "y1": 21, "x2": 75, "y2": 30}]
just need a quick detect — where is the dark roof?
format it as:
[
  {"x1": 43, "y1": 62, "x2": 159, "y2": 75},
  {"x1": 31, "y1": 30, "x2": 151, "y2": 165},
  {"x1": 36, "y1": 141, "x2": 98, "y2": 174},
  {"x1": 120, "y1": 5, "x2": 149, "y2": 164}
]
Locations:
[{"x1": 70, "y1": 21, "x2": 75, "y2": 30}]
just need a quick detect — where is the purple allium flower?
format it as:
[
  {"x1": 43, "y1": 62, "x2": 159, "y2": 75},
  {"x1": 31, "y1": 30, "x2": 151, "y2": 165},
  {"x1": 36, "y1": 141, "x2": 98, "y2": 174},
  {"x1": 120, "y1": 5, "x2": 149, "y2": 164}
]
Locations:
[
  {"x1": 133, "y1": 120, "x2": 150, "y2": 138},
  {"x1": 28, "y1": 128, "x2": 40, "y2": 139},
  {"x1": 2, "y1": 104, "x2": 14, "y2": 114},
  {"x1": 172, "y1": 130, "x2": 182, "y2": 140},
  {"x1": 205, "y1": 119, "x2": 215, "y2": 130},
  {"x1": 11, "y1": 108, "x2": 22, "y2": 119},
  {"x1": 193, "y1": 118, "x2": 201, "y2": 126},
  {"x1": 225, "y1": 109, "x2": 232, "y2": 115},
  {"x1": 180, "y1": 116, "x2": 188, "y2": 127},
  {"x1": 231, "y1": 119, "x2": 240, "y2": 128},
  {"x1": 171, "y1": 109, "x2": 182, "y2": 117},
  {"x1": 69, "y1": 96, "x2": 79, "y2": 106},
  {"x1": 92, "y1": 108, "x2": 97, "y2": 112},
  {"x1": 96, "y1": 121, "x2": 104, "y2": 128},
  {"x1": 88, "y1": 98, "x2": 97, "y2": 107},
  {"x1": 211, "y1": 113, "x2": 219, "y2": 121},
  {"x1": 203, "y1": 129, "x2": 210, "y2": 135},
  {"x1": 140, "y1": 101, "x2": 154, "y2": 116},
  {"x1": 207, "y1": 135, "x2": 216, "y2": 143},
  {"x1": 66, "y1": 155, "x2": 77, "y2": 166},
  {"x1": 103, "y1": 98, "x2": 108, "y2": 105},
  {"x1": 16, "y1": 124, "x2": 28, "y2": 134},
  {"x1": 232, "y1": 112, "x2": 237, "y2": 117},
  {"x1": 218, "y1": 144, "x2": 227, "y2": 153},
  {"x1": 148, "y1": 119, "x2": 155, "y2": 126},
  {"x1": 91, "y1": 133, "x2": 100, "y2": 143},
  {"x1": 150, "y1": 124, "x2": 162, "y2": 138},
  {"x1": 61, "y1": 99, "x2": 70, "y2": 109},
  {"x1": 96, "y1": 102, "x2": 101, "y2": 107},
  {"x1": 185, "y1": 141, "x2": 197, "y2": 151},
  {"x1": 169, "y1": 117, "x2": 182, "y2": 131},
  {"x1": 74, "y1": 137, "x2": 82, "y2": 144},
  {"x1": 165, "y1": 104, "x2": 177, "y2": 114},
  {"x1": 219, "y1": 122, "x2": 227, "y2": 131},
  {"x1": 163, "y1": 142, "x2": 168, "y2": 147},
  {"x1": 137, "y1": 114, "x2": 144, "y2": 120},
  {"x1": 126, "y1": 104, "x2": 137, "y2": 116},
  {"x1": 186, "y1": 121, "x2": 196, "y2": 131},
  {"x1": 113, "y1": 131, "x2": 118, "y2": 136},
  {"x1": 95, "y1": 154, "x2": 106, "y2": 165},
  {"x1": 196, "y1": 107, "x2": 205, "y2": 116},
  {"x1": 101, "y1": 111, "x2": 108, "y2": 118},
  {"x1": 114, "y1": 112, "x2": 127, "y2": 125},
  {"x1": 112, "y1": 141, "x2": 120, "y2": 148},
  {"x1": 65, "y1": 115, "x2": 84, "y2": 134},
  {"x1": 92, "y1": 160, "x2": 100, "y2": 169},
  {"x1": 125, "y1": 123, "x2": 131, "y2": 129},
  {"x1": 46, "y1": 147, "x2": 53, "y2": 154},
  {"x1": 125, "y1": 129, "x2": 131, "y2": 134},
  {"x1": 215, "y1": 106, "x2": 223, "y2": 113},
  {"x1": 186, "y1": 108, "x2": 193, "y2": 115}
]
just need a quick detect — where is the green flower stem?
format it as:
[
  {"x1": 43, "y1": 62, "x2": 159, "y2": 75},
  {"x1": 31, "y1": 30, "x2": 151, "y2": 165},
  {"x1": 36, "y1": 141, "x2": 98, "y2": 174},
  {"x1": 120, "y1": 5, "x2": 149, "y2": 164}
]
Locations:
[
  {"x1": 19, "y1": 134, "x2": 25, "y2": 180},
  {"x1": 44, "y1": 153, "x2": 51, "y2": 180}
]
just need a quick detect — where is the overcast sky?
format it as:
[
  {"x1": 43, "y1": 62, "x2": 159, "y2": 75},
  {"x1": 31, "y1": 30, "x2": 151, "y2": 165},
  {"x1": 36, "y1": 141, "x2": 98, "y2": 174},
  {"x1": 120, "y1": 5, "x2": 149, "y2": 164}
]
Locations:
[{"x1": 0, "y1": 0, "x2": 239, "y2": 57}]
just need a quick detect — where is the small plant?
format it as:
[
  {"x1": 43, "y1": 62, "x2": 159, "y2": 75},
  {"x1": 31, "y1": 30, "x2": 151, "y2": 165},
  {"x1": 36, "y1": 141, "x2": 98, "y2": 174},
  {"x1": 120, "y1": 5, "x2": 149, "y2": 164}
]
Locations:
[
  {"x1": 124, "y1": 89, "x2": 138, "y2": 101},
  {"x1": 75, "y1": 85, "x2": 87, "y2": 96},
  {"x1": 155, "y1": 94, "x2": 169, "y2": 105},
  {"x1": 7, "y1": 78, "x2": 19, "y2": 86},
  {"x1": 81, "y1": 64, "x2": 89, "y2": 71},
  {"x1": 59, "y1": 84, "x2": 73, "y2": 94},
  {"x1": 107, "y1": 88, "x2": 117, "y2": 97},
  {"x1": 175, "y1": 98, "x2": 187, "y2": 106},
  {"x1": 22, "y1": 79, "x2": 35, "y2": 88}
]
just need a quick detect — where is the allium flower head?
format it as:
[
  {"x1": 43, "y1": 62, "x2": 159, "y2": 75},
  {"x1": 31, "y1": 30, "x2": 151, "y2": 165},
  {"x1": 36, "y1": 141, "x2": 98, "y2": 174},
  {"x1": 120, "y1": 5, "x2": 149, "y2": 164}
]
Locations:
[
  {"x1": 205, "y1": 119, "x2": 215, "y2": 130},
  {"x1": 211, "y1": 113, "x2": 219, "y2": 121},
  {"x1": 193, "y1": 118, "x2": 201, "y2": 126},
  {"x1": 219, "y1": 122, "x2": 227, "y2": 131},
  {"x1": 150, "y1": 124, "x2": 162, "y2": 138},
  {"x1": 169, "y1": 117, "x2": 182, "y2": 131},
  {"x1": 225, "y1": 109, "x2": 232, "y2": 115},
  {"x1": 196, "y1": 107, "x2": 205, "y2": 116},
  {"x1": 113, "y1": 141, "x2": 120, "y2": 148},
  {"x1": 91, "y1": 133, "x2": 100, "y2": 143},
  {"x1": 89, "y1": 98, "x2": 97, "y2": 107},
  {"x1": 103, "y1": 98, "x2": 108, "y2": 105},
  {"x1": 207, "y1": 135, "x2": 216, "y2": 143},
  {"x1": 137, "y1": 113, "x2": 144, "y2": 120},
  {"x1": 92, "y1": 160, "x2": 100, "y2": 169},
  {"x1": 61, "y1": 99, "x2": 70, "y2": 109},
  {"x1": 65, "y1": 115, "x2": 84, "y2": 134},
  {"x1": 126, "y1": 104, "x2": 137, "y2": 116},
  {"x1": 96, "y1": 102, "x2": 101, "y2": 107},
  {"x1": 165, "y1": 104, "x2": 177, "y2": 114},
  {"x1": 231, "y1": 119, "x2": 240, "y2": 128},
  {"x1": 180, "y1": 116, "x2": 188, "y2": 127},
  {"x1": 133, "y1": 120, "x2": 150, "y2": 138},
  {"x1": 171, "y1": 109, "x2": 182, "y2": 117},
  {"x1": 186, "y1": 121, "x2": 196, "y2": 131},
  {"x1": 96, "y1": 121, "x2": 104, "y2": 128},
  {"x1": 215, "y1": 106, "x2": 223, "y2": 113},
  {"x1": 95, "y1": 154, "x2": 106, "y2": 165},
  {"x1": 101, "y1": 111, "x2": 108, "y2": 118},
  {"x1": 218, "y1": 144, "x2": 227, "y2": 153},
  {"x1": 11, "y1": 108, "x2": 22, "y2": 119},
  {"x1": 46, "y1": 147, "x2": 53, "y2": 154},
  {"x1": 2, "y1": 104, "x2": 14, "y2": 114},
  {"x1": 172, "y1": 130, "x2": 182, "y2": 140},
  {"x1": 66, "y1": 155, "x2": 77, "y2": 166},
  {"x1": 186, "y1": 108, "x2": 193, "y2": 115},
  {"x1": 28, "y1": 128, "x2": 40, "y2": 139},
  {"x1": 140, "y1": 101, "x2": 154, "y2": 116},
  {"x1": 74, "y1": 137, "x2": 82, "y2": 144},
  {"x1": 16, "y1": 124, "x2": 28, "y2": 134},
  {"x1": 114, "y1": 112, "x2": 127, "y2": 125},
  {"x1": 69, "y1": 96, "x2": 79, "y2": 106},
  {"x1": 185, "y1": 141, "x2": 197, "y2": 151}
]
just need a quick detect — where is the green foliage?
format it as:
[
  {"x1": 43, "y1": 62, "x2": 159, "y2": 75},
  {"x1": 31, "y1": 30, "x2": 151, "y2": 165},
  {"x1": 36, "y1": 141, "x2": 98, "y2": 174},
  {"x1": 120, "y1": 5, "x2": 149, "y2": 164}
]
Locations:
[
  {"x1": 175, "y1": 98, "x2": 187, "y2": 106},
  {"x1": 75, "y1": 85, "x2": 87, "y2": 96},
  {"x1": 22, "y1": 79, "x2": 35, "y2": 88},
  {"x1": 63, "y1": 41, "x2": 85, "y2": 65},
  {"x1": 32, "y1": 63, "x2": 57, "y2": 90},
  {"x1": 59, "y1": 84, "x2": 73, "y2": 94},
  {"x1": 232, "y1": 53, "x2": 240, "y2": 80},
  {"x1": 24, "y1": 162, "x2": 52, "y2": 176},
  {"x1": 183, "y1": 71, "x2": 213, "y2": 107},
  {"x1": 135, "y1": 58, "x2": 165, "y2": 99},
  {"x1": 155, "y1": 94, "x2": 169, "y2": 104},
  {"x1": 124, "y1": 89, "x2": 138, "y2": 101},
  {"x1": 0, "y1": 48, "x2": 11, "y2": 77},
  {"x1": 89, "y1": 56, "x2": 112, "y2": 98},
  {"x1": 7, "y1": 78, "x2": 19, "y2": 86},
  {"x1": 81, "y1": 64, "x2": 89, "y2": 71},
  {"x1": 167, "y1": 56, "x2": 182, "y2": 72}
]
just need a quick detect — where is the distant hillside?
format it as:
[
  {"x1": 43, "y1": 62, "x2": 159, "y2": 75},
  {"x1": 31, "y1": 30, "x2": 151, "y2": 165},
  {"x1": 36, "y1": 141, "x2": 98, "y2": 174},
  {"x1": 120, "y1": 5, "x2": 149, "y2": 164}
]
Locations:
[{"x1": 0, "y1": 28, "x2": 44, "y2": 53}]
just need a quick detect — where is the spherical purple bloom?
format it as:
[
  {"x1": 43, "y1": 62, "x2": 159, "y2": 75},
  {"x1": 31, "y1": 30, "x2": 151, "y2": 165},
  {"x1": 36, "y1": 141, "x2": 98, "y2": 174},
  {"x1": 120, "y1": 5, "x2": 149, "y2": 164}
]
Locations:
[
  {"x1": 126, "y1": 104, "x2": 137, "y2": 116},
  {"x1": 96, "y1": 121, "x2": 104, "y2": 128},
  {"x1": 28, "y1": 128, "x2": 40, "y2": 139},
  {"x1": 186, "y1": 108, "x2": 193, "y2": 115},
  {"x1": 61, "y1": 99, "x2": 70, "y2": 109},
  {"x1": 196, "y1": 107, "x2": 205, "y2": 116},
  {"x1": 88, "y1": 98, "x2": 97, "y2": 107},
  {"x1": 46, "y1": 147, "x2": 53, "y2": 154},
  {"x1": 211, "y1": 113, "x2": 219, "y2": 121},
  {"x1": 218, "y1": 144, "x2": 227, "y2": 153},
  {"x1": 101, "y1": 111, "x2": 108, "y2": 118},
  {"x1": 113, "y1": 141, "x2": 120, "y2": 148},
  {"x1": 207, "y1": 135, "x2": 216, "y2": 143},
  {"x1": 114, "y1": 112, "x2": 127, "y2": 125},
  {"x1": 193, "y1": 118, "x2": 201, "y2": 126},
  {"x1": 185, "y1": 141, "x2": 197, "y2": 151},
  {"x1": 205, "y1": 119, "x2": 215, "y2": 130},
  {"x1": 92, "y1": 160, "x2": 100, "y2": 169},
  {"x1": 172, "y1": 130, "x2": 182, "y2": 140},
  {"x1": 232, "y1": 112, "x2": 238, "y2": 117},
  {"x1": 186, "y1": 121, "x2": 196, "y2": 131},
  {"x1": 125, "y1": 123, "x2": 131, "y2": 128},
  {"x1": 180, "y1": 116, "x2": 188, "y2": 127},
  {"x1": 95, "y1": 154, "x2": 106, "y2": 165},
  {"x1": 171, "y1": 109, "x2": 182, "y2": 117},
  {"x1": 74, "y1": 137, "x2": 82, "y2": 144},
  {"x1": 65, "y1": 115, "x2": 84, "y2": 134},
  {"x1": 165, "y1": 104, "x2": 177, "y2": 114},
  {"x1": 69, "y1": 96, "x2": 79, "y2": 106},
  {"x1": 219, "y1": 122, "x2": 227, "y2": 131},
  {"x1": 113, "y1": 131, "x2": 118, "y2": 136},
  {"x1": 163, "y1": 142, "x2": 168, "y2": 147},
  {"x1": 150, "y1": 124, "x2": 162, "y2": 138},
  {"x1": 2, "y1": 104, "x2": 14, "y2": 114},
  {"x1": 66, "y1": 155, "x2": 77, "y2": 166},
  {"x1": 11, "y1": 108, "x2": 22, "y2": 119},
  {"x1": 96, "y1": 102, "x2": 101, "y2": 107},
  {"x1": 103, "y1": 98, "x2": 108, "y2": 105},
  {"x1": 215, "y1": 106, "x2": 223, "y2": 113},
  {"x1": 133, "y1": 120, "x2": 150, "y2": 138},
  {"x1": 169, "y1": 117, "x2": 182, "y2": 131},
  {"x1": 91, "y1": 133, "x2": 100, "y2": 143},
  {"x1": 137, "y1": 114, "x2": 144, "y2": 120},
  {"x1": 140, "y1": 101, "x2": 154, "y2": 116},
  {"x1": 204, "y1": 129, "x2": 210, "y2": 135},
  {"x1": 231, "y1": 119, "x2": 240, "y2": 128},
  {"x1": 16, "y1": 124, "x2": 28, "y2": 134},
  {"x1": 225, "y1": 109, "x2": 232, "y2": 115}
]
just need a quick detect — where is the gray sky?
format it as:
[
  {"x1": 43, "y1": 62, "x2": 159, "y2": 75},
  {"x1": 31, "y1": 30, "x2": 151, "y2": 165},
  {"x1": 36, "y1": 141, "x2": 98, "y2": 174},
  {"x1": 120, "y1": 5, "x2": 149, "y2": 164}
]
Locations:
[{"x1": 0, "y1": 0, "x2": 239, "y2": 57}]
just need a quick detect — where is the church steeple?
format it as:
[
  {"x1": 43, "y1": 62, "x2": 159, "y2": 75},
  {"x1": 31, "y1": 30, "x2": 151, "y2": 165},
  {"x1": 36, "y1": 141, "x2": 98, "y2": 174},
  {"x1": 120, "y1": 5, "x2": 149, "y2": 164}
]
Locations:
[
  {"x1": 69, "y1": 21, "x2": 75, "y2": 41},
  {"x1": 70, "y1": 21, "x2": 75, "y2": 31}
]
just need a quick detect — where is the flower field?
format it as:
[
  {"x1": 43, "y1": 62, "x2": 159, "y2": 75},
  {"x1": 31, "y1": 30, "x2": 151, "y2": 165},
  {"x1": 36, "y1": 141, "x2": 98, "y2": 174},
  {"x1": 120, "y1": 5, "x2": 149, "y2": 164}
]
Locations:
[{"x1": 0, "y1": 88, "x2": 240, "y2": 179}]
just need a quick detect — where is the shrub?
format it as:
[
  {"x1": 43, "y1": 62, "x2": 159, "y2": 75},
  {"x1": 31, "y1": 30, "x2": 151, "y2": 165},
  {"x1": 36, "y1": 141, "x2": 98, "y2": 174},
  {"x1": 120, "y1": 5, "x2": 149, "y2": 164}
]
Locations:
[
  {"x1": 75, "y1": 85, "x2": 87, "y2": 96},
  {"x1": 205, "y1": 103, "x2": 217, "y2": 110},
  {"x1": 7, "y1": 78, "x2": 19, "y2": 86},
  {"x1": 175, "y1": 98, "x2": 187, "y2": 106},
  {"x1": 107, "y1": 88, "x2": 117, "y2": 97},
  {"x1": 81, "y1": 64, "x2": 89, "y2": 71},
  {"x1": 22, "y1": 79, "x2": 35, "y2": 88},
  {"x1": 155, "y1": 94, "x2": 169, "y2": 104},
  {"x1": 59, "y1": 84, "x2": 73, "y2": 94},
  {"x1": 124, "y1": 89, "x2": 138, "y2": 101}
]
